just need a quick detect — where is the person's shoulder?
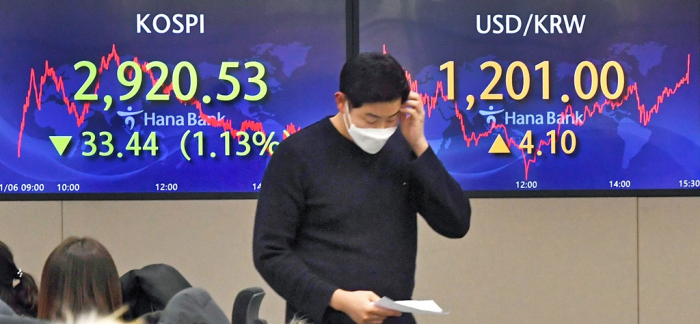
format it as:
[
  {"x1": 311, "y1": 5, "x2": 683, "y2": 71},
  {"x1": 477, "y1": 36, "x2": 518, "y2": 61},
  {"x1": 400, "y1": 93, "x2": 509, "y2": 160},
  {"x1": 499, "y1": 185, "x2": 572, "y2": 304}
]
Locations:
[
  {"x1": 0, "y1": 299, "x2": 16, "y2": 316},
  {"x1": 274, "y1": 117, "x2": 334, "y2": 155},
  {"x1": 283, "y1": 118, "x2": 332, "y2": 142}
]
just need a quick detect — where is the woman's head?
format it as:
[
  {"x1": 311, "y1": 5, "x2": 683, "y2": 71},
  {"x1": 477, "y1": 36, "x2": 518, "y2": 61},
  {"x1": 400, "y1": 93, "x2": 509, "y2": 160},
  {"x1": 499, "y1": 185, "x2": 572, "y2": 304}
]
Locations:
[
  {"x1": 0, "y1": 240, "x2": 38, "y2": 317},
  {"x1": 63, "y1": 307, "x2": 144, "y2": 324},
  {"x1": 38, "y1": 237, "x2": 121, "y2": 320}
]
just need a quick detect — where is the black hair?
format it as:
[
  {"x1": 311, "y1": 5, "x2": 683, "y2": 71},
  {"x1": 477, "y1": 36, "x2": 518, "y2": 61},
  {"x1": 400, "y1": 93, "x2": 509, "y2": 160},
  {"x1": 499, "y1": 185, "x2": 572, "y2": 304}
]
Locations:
[
  {"x1": 339, "y1": 52, "x2": 410, "y2": 109},
  {"x1": 0, "y1": 241, "x2": 38, "y2": 317}
]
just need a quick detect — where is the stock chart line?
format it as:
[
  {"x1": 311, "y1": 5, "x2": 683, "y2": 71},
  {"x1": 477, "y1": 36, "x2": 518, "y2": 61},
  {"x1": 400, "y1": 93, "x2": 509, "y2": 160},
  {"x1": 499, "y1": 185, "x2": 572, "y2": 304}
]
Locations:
[
  {"x1": 390, "y1": 45, "x2": 692, "y2": 180},
  {"x1": 17, "y1": 44, "x2": 298, "y2": 157}
]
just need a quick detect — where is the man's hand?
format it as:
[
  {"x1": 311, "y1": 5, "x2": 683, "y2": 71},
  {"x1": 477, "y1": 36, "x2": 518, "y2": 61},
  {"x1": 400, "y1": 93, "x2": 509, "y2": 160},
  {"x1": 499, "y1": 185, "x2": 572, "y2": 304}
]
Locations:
[
  {"x1": 400, "y1": 91, "x2": 429, "y2": 157},
  {"x1": 330, "y1": 289, "x2": 402, "y2": 324}
]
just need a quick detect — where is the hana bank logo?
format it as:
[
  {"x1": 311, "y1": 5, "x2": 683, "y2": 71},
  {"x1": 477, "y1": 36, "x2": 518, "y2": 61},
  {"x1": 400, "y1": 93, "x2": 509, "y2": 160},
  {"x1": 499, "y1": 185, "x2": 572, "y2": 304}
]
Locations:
[
  {"x1": 478, "y1": 105, "x2": 505, "y2": 124},
  {"x1": 117, "y1": 106, "x2": 144, "y2": 130}
]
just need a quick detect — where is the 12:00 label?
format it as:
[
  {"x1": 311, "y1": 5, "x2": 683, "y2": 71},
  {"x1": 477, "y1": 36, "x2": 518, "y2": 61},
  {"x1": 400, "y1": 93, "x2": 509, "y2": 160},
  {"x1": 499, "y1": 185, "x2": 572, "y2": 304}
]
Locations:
[
  {"x1": 155, "y1": 183, "x2": 178, "y2": 191},
  {"x1": 516, "y1": 181, "x2": 538, "y2": 189}
]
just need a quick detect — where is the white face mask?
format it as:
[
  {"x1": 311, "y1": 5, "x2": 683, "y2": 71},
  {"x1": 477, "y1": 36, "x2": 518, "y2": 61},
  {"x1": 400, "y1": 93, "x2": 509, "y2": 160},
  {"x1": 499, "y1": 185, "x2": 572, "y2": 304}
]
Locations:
[{"x1": 343, "y1": 102, "x2": 397, "y2": 154}]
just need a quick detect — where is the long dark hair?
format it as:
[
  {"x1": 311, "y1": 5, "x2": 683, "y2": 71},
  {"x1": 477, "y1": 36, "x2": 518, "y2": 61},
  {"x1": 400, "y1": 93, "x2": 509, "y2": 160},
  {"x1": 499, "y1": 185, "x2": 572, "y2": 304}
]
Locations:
[
  {"x1": 0, "y1": 240, "x2": 38, "y2": 317},
  {"x1": 37, "y1": 237, "x2": 122, "y2": 320}
]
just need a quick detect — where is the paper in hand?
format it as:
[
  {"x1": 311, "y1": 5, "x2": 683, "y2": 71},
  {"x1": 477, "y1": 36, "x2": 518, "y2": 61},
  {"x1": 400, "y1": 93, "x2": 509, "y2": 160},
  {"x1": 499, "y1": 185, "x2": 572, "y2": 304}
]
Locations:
[{"x1": 374, "y1": 297, "x2": 449, "y2": 315}]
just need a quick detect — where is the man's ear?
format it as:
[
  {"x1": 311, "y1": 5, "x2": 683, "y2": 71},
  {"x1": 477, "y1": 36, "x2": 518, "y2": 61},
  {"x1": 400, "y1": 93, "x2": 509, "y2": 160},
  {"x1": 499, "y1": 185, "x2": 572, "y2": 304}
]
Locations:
[{"x1": 334, "y1": 92, "x2": 348, "y2": 113}]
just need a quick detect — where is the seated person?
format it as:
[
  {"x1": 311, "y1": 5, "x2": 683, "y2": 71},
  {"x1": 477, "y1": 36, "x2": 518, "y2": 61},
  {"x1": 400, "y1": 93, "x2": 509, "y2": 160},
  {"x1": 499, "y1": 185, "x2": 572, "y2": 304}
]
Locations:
[
  {"x1": 37, "y1": 237, "x2": 122, "y2": 321},
  {"x1": 0, "y1": 240, "x2": 38, "y2": 317},
  {"x1": 63, "y1": 307, "x2": 144, "y2": 324}
]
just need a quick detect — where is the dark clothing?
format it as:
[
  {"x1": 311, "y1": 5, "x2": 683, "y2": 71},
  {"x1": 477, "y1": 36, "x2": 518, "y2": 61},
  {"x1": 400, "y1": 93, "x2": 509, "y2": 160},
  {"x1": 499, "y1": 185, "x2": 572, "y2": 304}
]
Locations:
[
  {"x1": 0, "y1": 252, "x2": 19, "y2": 290},
  {"x1": 0, "y1": 292, "x2": 35, "y2": 318},
  {"x1": 0, "y1": 300, "x2": 48, "y2": 324},
  {"x1": 253, "y1": 117, "x2": 471, "y2": 323},
  {"x1": 0, "y1": 299, "x2": 15, "y2": 316},
  {"x1": 157, "y1": 287, "x2": 229, "y2": 324},
  {"x1": 121, "y1": 264, "x2": 192, "y2": 320}
]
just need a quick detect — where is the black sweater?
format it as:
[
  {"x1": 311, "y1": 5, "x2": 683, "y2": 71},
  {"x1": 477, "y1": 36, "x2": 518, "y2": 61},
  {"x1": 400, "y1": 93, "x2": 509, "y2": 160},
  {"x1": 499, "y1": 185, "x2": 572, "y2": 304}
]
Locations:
[{"x1": 253, "y1": 117, "x2": 470, "y2": 323}]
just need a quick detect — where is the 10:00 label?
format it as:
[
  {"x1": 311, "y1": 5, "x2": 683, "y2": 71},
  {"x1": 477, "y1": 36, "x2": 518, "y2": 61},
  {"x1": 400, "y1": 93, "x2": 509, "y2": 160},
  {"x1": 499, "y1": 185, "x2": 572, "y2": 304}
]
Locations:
[{"x1": 57, "y1": 184, "x2": 80, "y2": 192}]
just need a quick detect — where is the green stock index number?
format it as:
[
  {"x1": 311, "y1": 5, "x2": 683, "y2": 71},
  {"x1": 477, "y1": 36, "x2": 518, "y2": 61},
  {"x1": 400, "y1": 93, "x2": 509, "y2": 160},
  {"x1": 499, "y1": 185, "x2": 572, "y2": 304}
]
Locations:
[{"x1": 73, "y1": 60, "x2": 267, "y2": 102}]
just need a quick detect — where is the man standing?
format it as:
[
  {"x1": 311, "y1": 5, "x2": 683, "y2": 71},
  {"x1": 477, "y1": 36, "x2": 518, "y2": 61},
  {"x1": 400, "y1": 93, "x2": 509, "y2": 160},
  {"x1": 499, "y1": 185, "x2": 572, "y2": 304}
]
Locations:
[{"x1": 253, "y1": 53, "x2": 470, "y2": 324}]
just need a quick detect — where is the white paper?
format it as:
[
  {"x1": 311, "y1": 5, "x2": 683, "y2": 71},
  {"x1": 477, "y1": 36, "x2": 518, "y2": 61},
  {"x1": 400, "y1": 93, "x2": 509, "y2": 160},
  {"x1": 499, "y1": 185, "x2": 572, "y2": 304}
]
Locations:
[{"x1": 374, "y1": 297, "x2": 450, "y2": 315}]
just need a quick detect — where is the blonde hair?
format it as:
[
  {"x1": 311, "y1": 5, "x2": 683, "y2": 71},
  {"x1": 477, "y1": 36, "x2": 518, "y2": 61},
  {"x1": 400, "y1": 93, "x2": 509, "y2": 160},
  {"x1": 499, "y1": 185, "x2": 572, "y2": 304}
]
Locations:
[{"x1": 63, "y1": 307, "x2": 144, "y2": 324}]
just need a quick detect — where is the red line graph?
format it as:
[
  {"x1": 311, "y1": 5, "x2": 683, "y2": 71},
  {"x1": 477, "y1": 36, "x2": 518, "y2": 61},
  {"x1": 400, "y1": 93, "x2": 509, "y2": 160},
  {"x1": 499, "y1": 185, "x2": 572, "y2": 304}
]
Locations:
[
  {"x1": 285, "y1": 123, "x2": 301, "y2": 139},
  {"x1": 17, "y1": 44, "x2": 298, "y2": 157},
  {"x1": 386, "y1": 45, "x2": 692, "y2": 180}
]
